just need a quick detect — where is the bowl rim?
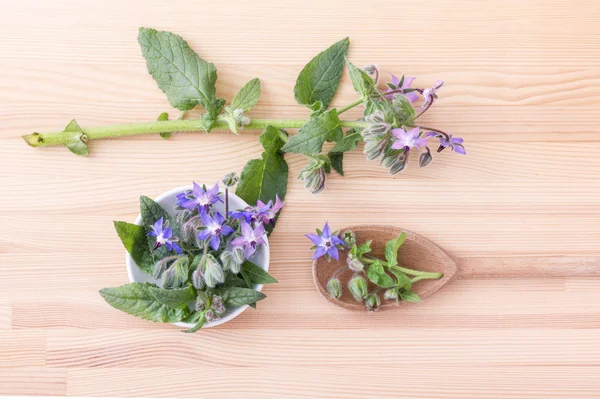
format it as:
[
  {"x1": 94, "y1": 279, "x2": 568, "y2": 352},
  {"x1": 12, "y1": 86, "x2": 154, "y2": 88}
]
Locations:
[{"x1": 125, "y1": 183, "x2": 270, "y2": 329}]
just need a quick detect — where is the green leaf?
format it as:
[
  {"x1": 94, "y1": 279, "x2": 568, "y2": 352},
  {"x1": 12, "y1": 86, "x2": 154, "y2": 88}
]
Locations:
[
  {"x1": 346, "y1": 60, "x2": 375, "y2": 98},
  {"x1": 64, "y1": 119, "x2": 88, "y2": 156},
  {"x1": 389, "y1": 266, "x2": 412, "y2": 290},
  {"x1": 367, "y1": 263, "x2": 395, "y2": 288},
  {"x1": 139, "y1": 196, "x2": 178, "y2": 259},
  {"x1": 357, "y1": 240, "x2": 372, "y2": 257},
  {"x1": 282, "y1": 109, "x2": 342, "y2": 154},
  {"x1": 99, "y1": 282, "x2": 189, "y2": 323},
  {"x1": 149, "y1": 285, "x2": 196, "y2": 309},
  {"x1": 213, "y1": 287, "x2": 266, "y2": 307},
  {"x1": 114, "y1": 221, "x2": 154, "y2": 275},
  {"x1": 157, "y1": 112, "x2": 170, "y2": 139},
  {"x1": 400, "y1": 290, "x2": 422, "y2": 303},
  {"x1": 138, "y1": 27, "x2": 221, "y2": 118},
  {"x1": 330, "y1": 129, "x2": 362, "y2": 153},
  {"x1": 329, "y1": 152, "x2": 344, "y2": 176},
  {"x1": 385, "y1": 232, "x2": 407, "y2": 267},
  {"x1": 241, "y1": 261, "x2": 278, "y2": 285},
  {"x1": 294, "y1": 37, "x2": 349, "y2": 111},
  {"x1": 231, "y1": 78, "x2": 261, "y2": 112},
  {"x1": 236, "y1": 125, "x2": 288, "y2": 205},
  {"x1": 183, "y1": 312, "x2": 206, "y2": 333}
]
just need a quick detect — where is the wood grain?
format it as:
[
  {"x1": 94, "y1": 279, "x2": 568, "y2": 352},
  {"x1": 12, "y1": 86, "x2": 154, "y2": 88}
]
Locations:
[{"x1": 2, "y1": 0, "x2": 600, "y2": 397}]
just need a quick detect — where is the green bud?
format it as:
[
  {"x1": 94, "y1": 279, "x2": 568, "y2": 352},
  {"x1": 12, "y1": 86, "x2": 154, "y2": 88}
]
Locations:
[
  {"x1": 326, "y1": 278, "x2": 342, "y2": 299},
  {"x1": 348, "y1": 276, "x2": 368, "y2": 301},
  {"x1": 232, "y1": 247, "x2": 246, "y2": 265},
  {"x1": 222, "y1": 172, "x2": 239, "y2": 187},
  {"x1": 383, "y1": 288, "x2": 399, "y2": 301},
  {"x1": 191, "y1": 265, "x2": 205, "y2": 290},
  {"x1": 365, "y1": 293, "x2": 381, "y2": 311},
  {"x1": 346, "y1": 253, "x2": 364, "y2": 272},
  {"x1": 341, "y1": 230, "x2": 356, "y2": 247},
  {"x1": 202, "y1": 254, "x2": 225, "y2": 288}
]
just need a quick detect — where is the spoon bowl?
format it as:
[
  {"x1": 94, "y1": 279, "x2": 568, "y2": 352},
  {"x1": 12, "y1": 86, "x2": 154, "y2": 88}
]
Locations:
[{"x1": 312, "y1": 225, "x2": 456, "y2": 311}]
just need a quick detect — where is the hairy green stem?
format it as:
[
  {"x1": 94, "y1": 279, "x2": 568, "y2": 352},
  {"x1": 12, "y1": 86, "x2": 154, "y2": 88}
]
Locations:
[
  {"x1": 337, "y1": 98, "x2": 364, "y2": 115},
  {"x1": 23, "y1": 118, "x2": 367, "y2": 148},
  {"x1": 362, "y1": 257, "x2": 443, "y2": 280}
]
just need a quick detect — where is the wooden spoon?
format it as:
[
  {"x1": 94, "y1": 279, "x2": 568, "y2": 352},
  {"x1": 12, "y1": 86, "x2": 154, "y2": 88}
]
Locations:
[{"x1": 312, "y1": 225, "x2": 457, "y2": 312}]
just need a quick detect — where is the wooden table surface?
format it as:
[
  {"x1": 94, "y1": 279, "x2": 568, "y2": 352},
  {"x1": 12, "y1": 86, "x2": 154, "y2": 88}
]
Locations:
[{"x1": 2, "y1": 0, "x2": 600, "y2": 397}]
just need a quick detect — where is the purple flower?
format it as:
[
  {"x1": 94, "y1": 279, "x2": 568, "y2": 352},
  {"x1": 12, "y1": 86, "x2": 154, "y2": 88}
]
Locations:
[
  {"x1": 197, "y1": 212, "x2": 234, "y2": 251},
  {"x1": 229, "y1": 200, "x2": 272, "y2": 224},
  {"x1": 421, "y1": 80, "x2": 444, "y2": 111},
  {"x1": 385, "y1": 74, "x2": 419, "y2": 103},
  {"x1": 390, "y1": 127, "x2": 428, "y2": 151},
  {"x1": 439, "y1": 134, "x2": 466, "y2": 154},
  {"x1": 231, "y1": 221, "x2": 266, "y2": 258},
  {"x1": 147, "y1": 217, "x2": 182, "y2": 254},
  {"x1": 178, "y1": 182, "x2": 223, "y2": 212},
  {"x1": 305, "y1": 222, "x2": 345, "y2": 261},
  {"x1": 257, "y1": 195, "x2": 285, "y2": 225}
]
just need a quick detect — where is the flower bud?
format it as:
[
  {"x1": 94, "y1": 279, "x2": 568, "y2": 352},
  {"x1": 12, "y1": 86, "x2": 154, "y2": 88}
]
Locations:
[
  {"x1": 211, "y1": 295, "x2": 226, "y2": 315},
  {"x1": 363, "y1": 64, "x2": 379, "y2": 77},
  {"x1": 202, "y1": 254, "x2": 225, "y2": 288},
  {"x1": 348, "y1": 276, "x2": 368, "y2": 301},
  {"x1": 233, "y1": 108, "x2": 251, "y2": 126},
  {"x1": 232, "y1": 246, "x2": 246, "y2": 265},
  {"x1": 326, "y1": 278, "x2": 342, "y2": 299},
  {"x1": 196, "y1": 294, "x2": 207, "y2": 311},
  {"x1": 221, "y1": 172, "x2": 239, "y2": 187},
  {"x1": 362, "y1": 110, "x2": 391, "y2": 139},
  {"x1": 364, "y1": 136, "x2": 389, "y2": 161},
  {"x1": 382, "y1": 151, "x2": 407, "y2": 175},
  {"x1": 384, "y1": 288, "x2": 399, "y2": 301},
  {"x1": 341, "y1": 230, "x2": 356, "y2": 247},
  {"x1": 220, "y1": 250, "x2": 235, "y2": 273},
  {"x1": 299, "y1": 159, "x2": 327, "y2": 195},
  {"x1": 346, "y1": 253, "x2": 365, "y2": 272},
  {"x1": 419, "y1": 148, "x2": 432, "y2": 168},
  {"x1": 205, "y1": 309, "x2": 217, "y2": 323},
  {"x1": 160, "y1": 265, "x2": 175, "y2": 288},
  {"x1": 365, "y1": 293, "x2": 381, "y2": 311},
  {"x1": 192, "y1": 265, "x2": 205, "y2": 290}
]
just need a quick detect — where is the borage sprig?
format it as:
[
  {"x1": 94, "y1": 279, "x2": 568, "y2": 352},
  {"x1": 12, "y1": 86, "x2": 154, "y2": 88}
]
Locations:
[
  {"x1": 24, "y1": 28, "x2": 465, "y2": 196},
  {"x1": 100, "y1": 173, "x2": 281, "y2": 333},
  {"x1": 307, "y1": 223, "x2": 443, "y2": 311}
]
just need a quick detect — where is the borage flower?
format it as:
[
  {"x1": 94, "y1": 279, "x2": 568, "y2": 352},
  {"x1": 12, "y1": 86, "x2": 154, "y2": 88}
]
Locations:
[
  {"x1": 178, "y1": 182, "x2": 222, "y2": 212},
  {"x1": 231, "y1": 221, "x2": 266, "y2": 258},
  {"x1": 305, "y1": 222, "x2": 345, "y2": 261},
  {"x1": 257, "y1": 195, "x2": 285, "y2": 225},
  {"x1": 439, "y1": 135, "x2": 466, "y2": 154},
  {"x1": 390, "y1": 127, "x2": 428, "y2": 152},
  {"x1": 421, "y1": 80, "x2": 444, "y2": 111},
  {"x1": 197, "y1": 212, "x2": 234, "y2": 251},
  {"x1": 147, "y1": 217, "x2": 182, "y2": 254},
  {"x1": 385, "y1": 74, "x2": 419, "y2": 103}
]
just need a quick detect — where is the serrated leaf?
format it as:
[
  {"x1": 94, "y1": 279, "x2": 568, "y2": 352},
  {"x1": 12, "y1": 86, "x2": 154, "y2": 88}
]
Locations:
[
  {"x1": 282, "y1": 109, "x2": 342, "y2": 154},
  {"x1": 114, "y1": 221, "x2": 154, "y2": 275},
  {"x1": 329, "y1": 152, "x2": 344, "y2": 176},
  {"x1": 139, "y1": 195, "x2": 179, "y2": 259},
  {"x1": 346, "y1": 60, "x2": 375, "y2": 98},
  {"x1": 367, "y1": 263, "x2": 395, "y2": 288},
  {"x1": 385, "y1": 232, "x2": 407, "y2": 267},
  {"x1": 400, "y1": 290, "x2": 421, "y2": 303},
  {"x1": 231, "y1": 78, "x2": 261, "y2": 112},
  {"x1": 330, "y1": 129, "x2": 362, "y2": 153},
  {"x1": 138, "y1": 27, "x2": 220, "y2": 117},
  {"x1": 294, "y1": 38, "x2": 349, "y2": 111},
  {"x1": 213, "y1": 287, "x2": 266, "y2": 307},
  {"x1": 241, "y1": 261, "x2": 278, "y2": 284},
  {"x1": 99, "y1": 282, "x2": 189, "y2": 323},
  {"x1": 149, "y1": 285, "x2": 196, "y2": 309},
  {"x1": 157, "y1": 112, "x2": 171, "y2": 139},
  {"x1": 236, "y1": 125, "x2": 288, "y2": 205}
]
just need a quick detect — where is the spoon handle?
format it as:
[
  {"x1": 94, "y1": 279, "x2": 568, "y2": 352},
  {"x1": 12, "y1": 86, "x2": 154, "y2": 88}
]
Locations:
[{"x1": 454, "y1": 256, "x2": 600, "y2": 278}]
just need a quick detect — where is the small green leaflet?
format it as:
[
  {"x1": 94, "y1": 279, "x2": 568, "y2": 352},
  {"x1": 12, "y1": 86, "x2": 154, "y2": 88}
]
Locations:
[
  {"x1": 157, "y1": 112, "x2": 170, "y2": 139},
  {"x1": 367, "y1": 262, "x2": 395, "y2": 288},
  {"x1": 236, "y1": 125, "x2": 288, "y2": 205},
  {"x1": 328, "y1": 129, "x2": 363, "y2": 176},
  {"x1": 282, "y1": 109, "x2": 342, "y2": 154},
  {"x1": 346, "y1": 60, "x2": 375, "y2": 98},
  {"x1": 213, "y1": 287, "x2": 266, "y2": 307},
  {"x1": 294, "y1": 37, "x2": 349, "y2": 111},
  {"x1": 400, "y1": 290, "x2": 422, "y2": 303},
  {"x1": 149, "y1": 284, "x2": 196, "y2": 309},
  {"x1": 64, "y1": 119, "x2": 88, "y2": 156},
  {"x1": 114, "y1": 221, "x2": 154, "y2": 275},
  {"x1": 385, "y1": 232, "x2": 407, "y2": 267},
  {"x1": 231, "y1": 78, "x2": 261, "y2": 112},
  {"x1": 99, "y1": 282, "x2": 190, "y2": 323},
  {"x1": 241, "y1": 261, "x2": 278, "y2": 285},
  {"x1": 329, "y1": 152, "x2": 344, "y2": 176},
  {"x1": 389, "y1": 266, "x2": 412, "y2": 290},
  {"x1": 138, "y1": 28, "x2": 222, "y2": 120}
]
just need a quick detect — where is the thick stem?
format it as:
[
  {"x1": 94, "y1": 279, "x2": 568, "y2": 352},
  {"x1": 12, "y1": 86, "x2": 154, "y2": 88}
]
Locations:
[
  {"x1": 225, "y1": 188, "x2": 229, "y2": 217},
  {"x1": 362, "y1": 257, "x2": 442, "y2": 280},
  {"x1": 23, "y1": 118, "x2": 367, "y2": 148},
  {"x1": 337, "y1": 98, "x2": 364, "y2": 115}
]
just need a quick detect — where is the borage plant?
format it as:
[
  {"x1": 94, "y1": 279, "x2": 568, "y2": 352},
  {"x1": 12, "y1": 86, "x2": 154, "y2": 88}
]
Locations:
[
  {"x1": 24, "y1": 28, "x2": 465, "y2": 195},
  {"x1": 100, "y1": 174, "x2": 280, "y2": 333},
  {"x1": 307, "y1": 223, "x2": 443, "y2": 311}
]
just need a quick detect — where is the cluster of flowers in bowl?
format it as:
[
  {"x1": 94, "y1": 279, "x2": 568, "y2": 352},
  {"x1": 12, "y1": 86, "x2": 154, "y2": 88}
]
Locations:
[{"x1": 100, "y1": 173, "x2": 282, "y2": 333}]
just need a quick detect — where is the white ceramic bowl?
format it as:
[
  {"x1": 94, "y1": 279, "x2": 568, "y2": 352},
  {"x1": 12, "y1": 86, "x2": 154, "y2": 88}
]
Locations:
[{"x1": 125, "y1": 184, "x2": 270, "y2": 329}]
